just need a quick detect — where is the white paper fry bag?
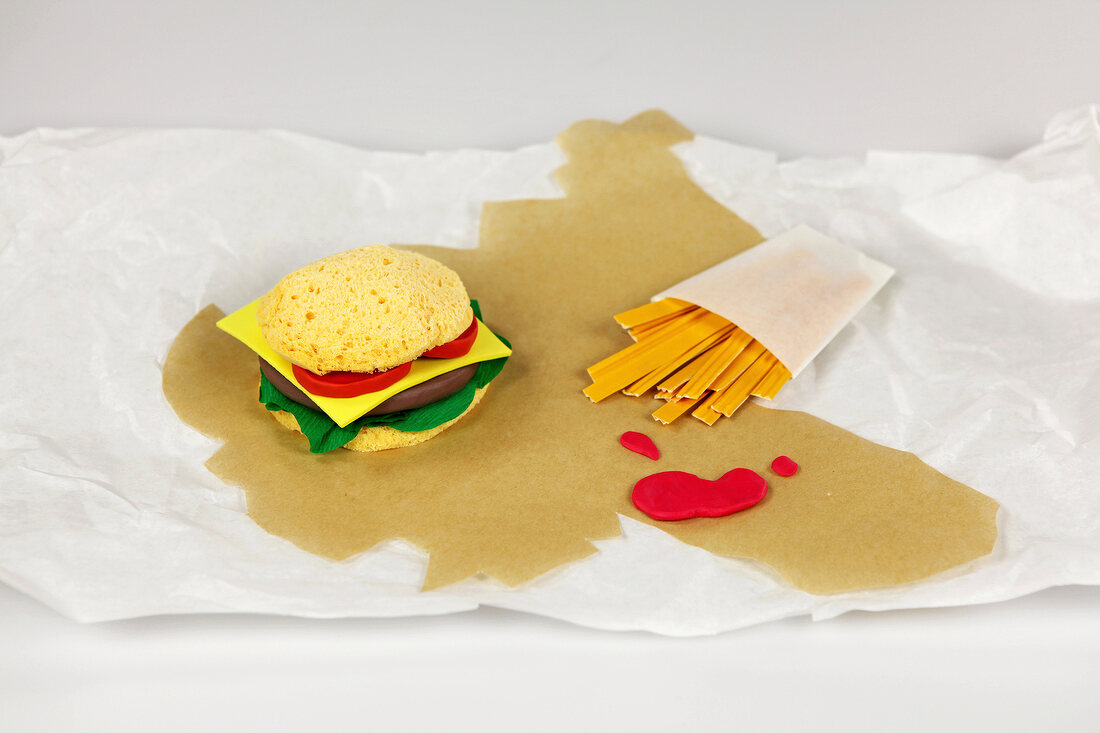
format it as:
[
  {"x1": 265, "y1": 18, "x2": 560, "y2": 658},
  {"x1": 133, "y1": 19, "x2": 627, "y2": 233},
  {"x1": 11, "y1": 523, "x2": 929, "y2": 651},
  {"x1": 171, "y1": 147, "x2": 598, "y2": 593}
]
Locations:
[{"x1": 653, "y1": 225, "x2": 895, "y2": 378}]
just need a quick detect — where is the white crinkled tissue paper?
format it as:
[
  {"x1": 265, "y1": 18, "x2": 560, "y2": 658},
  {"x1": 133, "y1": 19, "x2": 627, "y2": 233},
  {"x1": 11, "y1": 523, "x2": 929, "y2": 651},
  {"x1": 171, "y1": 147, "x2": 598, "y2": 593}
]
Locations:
[{"x1": 1, "y1": 108, "x2": 1098, "y2": 635}]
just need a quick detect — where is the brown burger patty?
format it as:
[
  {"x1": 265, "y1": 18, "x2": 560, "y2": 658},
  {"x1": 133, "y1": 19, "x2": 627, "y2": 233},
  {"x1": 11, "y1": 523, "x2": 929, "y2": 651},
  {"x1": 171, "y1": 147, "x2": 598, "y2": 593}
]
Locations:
[{"x1": 259, "y1": 358, "x2": 479, "y2": 416}]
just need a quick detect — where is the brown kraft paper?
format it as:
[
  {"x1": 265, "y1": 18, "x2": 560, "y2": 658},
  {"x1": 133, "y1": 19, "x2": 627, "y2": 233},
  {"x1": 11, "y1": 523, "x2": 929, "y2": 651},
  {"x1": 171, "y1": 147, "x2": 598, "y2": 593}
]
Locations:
[{"x1": 162, "y1": 110, "x2": 999, "y2": 594}]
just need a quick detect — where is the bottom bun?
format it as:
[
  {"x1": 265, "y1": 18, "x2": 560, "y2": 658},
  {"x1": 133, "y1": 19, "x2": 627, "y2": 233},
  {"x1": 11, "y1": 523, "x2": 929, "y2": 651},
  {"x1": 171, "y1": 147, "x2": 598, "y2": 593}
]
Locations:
[{"x1": 268, "y1": 387, "x2": 487, "y2": 452}]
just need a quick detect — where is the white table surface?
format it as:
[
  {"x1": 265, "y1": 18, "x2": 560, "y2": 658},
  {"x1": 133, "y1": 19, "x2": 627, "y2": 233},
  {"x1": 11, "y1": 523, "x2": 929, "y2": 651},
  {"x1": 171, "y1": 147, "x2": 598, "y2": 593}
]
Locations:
[{"x1": 2, "y1": 2, "x2": 1098, "y2": 731}]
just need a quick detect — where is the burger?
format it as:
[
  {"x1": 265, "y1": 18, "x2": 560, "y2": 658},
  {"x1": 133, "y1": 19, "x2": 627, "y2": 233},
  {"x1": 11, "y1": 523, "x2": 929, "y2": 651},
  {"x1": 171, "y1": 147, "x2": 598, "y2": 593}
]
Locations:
[{"x1": 216, "y1": 245, "x2": 511, "y2": 453}]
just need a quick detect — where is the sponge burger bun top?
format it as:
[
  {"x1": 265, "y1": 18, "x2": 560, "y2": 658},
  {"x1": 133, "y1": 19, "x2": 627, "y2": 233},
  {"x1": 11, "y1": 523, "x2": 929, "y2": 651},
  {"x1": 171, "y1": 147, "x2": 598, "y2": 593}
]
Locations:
[{"x1": 256, "y1": 245, "x2": 474, "y2": 375}]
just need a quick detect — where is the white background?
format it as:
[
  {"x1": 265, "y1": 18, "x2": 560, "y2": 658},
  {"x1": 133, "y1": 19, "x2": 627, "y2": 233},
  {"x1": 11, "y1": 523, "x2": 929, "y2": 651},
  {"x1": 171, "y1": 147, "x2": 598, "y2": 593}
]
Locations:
[{"x1": 2, "y1": 1, "x2": 1098, "y2": 731}]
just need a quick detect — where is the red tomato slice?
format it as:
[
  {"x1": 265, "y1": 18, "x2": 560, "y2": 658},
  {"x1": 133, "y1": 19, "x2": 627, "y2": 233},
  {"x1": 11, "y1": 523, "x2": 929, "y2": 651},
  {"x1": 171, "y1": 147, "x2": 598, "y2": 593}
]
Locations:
[
  {"x1": 292, "y1": 360, "x2": 412, "y2": 399},
  {"x1": 421, "y1": 317, "x2": 479, "y2": 359}
]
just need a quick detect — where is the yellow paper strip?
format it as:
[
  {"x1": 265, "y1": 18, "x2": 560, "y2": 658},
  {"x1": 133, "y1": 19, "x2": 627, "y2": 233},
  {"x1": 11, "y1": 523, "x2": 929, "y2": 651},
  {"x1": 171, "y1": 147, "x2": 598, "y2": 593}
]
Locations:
[
  {"x1": 691, "y1": 402, "x2": 724, "y2": 426},
  {"x1": 623, "y1": 363, "x2": 667, "y2": 398},
  {"x1": 696, "y1": 339, "x2": 768, "y2": 398},
  {"x1": 587, "y1": 308, "x2": 706, "y2": 379},
  {"x1": 750, "y1": 360, "x2": 793, "y2": 399},
  {"x1": 623, "y1": 325, "x2": 733, "y2": 397},
  {"x1": 614, "y1": 297, "x2": 694, "y2": 328},
  {"x1": 652, "y1": 396, "x2": 699, "y2": 424},
  {"x1": 679, "y1": 327, "x2": 754, "y2": 400},
  {"x1": 628, "y1": 307, "x2": 698, "y2": 341},
  {"x1": 689, "y1": 381, "x2": 730, "y2": 424},
  {"x1": 656, "y1": 353, "x2": 710, "y2": 396},
  {"x1": 713, "y1": 353, "x2": 777, "y2": 416},
  {"x1": 583, "y1": 311, "x2": 732, "y2": 402}
]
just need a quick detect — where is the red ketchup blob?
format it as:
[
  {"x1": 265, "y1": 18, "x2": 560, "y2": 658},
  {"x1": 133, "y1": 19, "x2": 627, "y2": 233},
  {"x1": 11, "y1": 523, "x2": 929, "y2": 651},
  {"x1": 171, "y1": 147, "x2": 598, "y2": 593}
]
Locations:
[
  {"x1": 292, "y1": 361, "x2": 413, "y2": 399},
  {"x1": 620, "y1": 431, "x2": 659, "y2": 460},
  {"x1": 421, "y1": 317, "x2": 479, "y2": 359},
  {"x1": 771, "y1": 455, "x2": 799, "y2": 477},
  {"x1": 632, "y1": 468, "x2": 768, "y2": 521}
]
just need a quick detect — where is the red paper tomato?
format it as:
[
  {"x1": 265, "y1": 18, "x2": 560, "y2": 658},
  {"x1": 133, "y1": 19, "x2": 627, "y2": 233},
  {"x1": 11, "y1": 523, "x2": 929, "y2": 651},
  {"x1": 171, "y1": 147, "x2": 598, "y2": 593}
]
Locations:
[
  {"x1": 421, "y1": 317, "x2": 479, "y2": 359},
  {"x1": 292, "y1": 360, "x2": 412, "y2": 399}
]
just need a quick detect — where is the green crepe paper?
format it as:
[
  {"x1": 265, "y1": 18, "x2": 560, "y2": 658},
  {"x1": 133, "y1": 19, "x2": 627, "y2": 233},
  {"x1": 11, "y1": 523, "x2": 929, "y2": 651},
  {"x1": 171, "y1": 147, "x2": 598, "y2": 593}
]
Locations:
[{"x1": 259, "y1": 301, "x2": 510, "y2": 453}]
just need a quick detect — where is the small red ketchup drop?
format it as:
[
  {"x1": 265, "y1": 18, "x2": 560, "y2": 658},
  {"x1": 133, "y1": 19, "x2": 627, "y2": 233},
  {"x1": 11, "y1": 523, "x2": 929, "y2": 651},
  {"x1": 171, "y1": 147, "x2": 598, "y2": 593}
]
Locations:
[
  {"x1": 632, "y1": 468, "x2": 768, "y2": 521},
  {"x1": 620, "y1": 431, "x2": 659, "y2": 460},
  {"x1": 771, "y1": 456, "x2": 798, "y2": 477}
]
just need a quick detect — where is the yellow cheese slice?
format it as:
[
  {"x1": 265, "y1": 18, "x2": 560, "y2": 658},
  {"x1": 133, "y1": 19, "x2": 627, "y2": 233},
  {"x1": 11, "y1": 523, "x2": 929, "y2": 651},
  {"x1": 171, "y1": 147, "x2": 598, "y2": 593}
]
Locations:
[{"x1": 216, "y1": 298, "x2": 512, "y2": 428}]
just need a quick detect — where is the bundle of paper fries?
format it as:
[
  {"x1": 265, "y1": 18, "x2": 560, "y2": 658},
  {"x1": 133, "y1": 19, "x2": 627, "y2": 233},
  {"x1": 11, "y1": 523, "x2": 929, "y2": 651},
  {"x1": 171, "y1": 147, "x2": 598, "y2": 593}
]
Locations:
[{"x1": 585, "y1": 226, "x2": 895, "y2": 425}]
